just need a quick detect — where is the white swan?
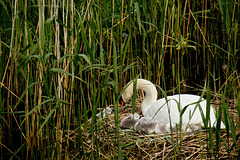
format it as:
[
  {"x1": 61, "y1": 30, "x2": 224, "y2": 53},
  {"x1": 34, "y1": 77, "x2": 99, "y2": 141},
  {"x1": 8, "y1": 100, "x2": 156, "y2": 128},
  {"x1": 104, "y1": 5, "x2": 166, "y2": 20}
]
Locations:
[
  {"x1": 122, "y1": 79, "x2": 225, "y2": 130},
  {"x1": 120, "y1": 113, "x2": 140, "y2": 129}
]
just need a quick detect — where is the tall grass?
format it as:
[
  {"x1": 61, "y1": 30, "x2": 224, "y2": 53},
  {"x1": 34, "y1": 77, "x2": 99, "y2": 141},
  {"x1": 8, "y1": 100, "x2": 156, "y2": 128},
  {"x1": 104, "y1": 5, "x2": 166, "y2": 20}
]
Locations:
[{"x1": 0, "y1": 0, "x2": 239, "y2": 159}]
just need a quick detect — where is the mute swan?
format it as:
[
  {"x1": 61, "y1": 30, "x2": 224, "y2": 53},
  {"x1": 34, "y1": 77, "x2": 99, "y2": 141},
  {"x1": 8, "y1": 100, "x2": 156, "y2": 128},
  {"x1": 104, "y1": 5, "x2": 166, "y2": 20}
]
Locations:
[
  {"x1": 120, "y1": 113, "x2": 140, "y2": 129},
  {"x1": 121, "y1": 79, "x2": 225, "y2": 130}
]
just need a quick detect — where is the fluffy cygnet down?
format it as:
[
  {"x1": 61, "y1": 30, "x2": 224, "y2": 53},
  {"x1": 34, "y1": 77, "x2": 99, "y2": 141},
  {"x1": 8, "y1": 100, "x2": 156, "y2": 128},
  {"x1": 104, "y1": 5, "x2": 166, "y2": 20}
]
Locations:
[
  {"x1": 96, "y1": 107, "x2": 113, "y2": 119},
  {"x1": 120, "y1": 113, "x2": 140, "y2": 129},
  {"x1": 134, "y1": 117, "x2": 165, "y2": 134},
  {"x1": 134, "y1": 117, "x2": 202, "y2": 134},
  {"x1": 90, "y1": 107, "x2": 113, "y2": 124}
]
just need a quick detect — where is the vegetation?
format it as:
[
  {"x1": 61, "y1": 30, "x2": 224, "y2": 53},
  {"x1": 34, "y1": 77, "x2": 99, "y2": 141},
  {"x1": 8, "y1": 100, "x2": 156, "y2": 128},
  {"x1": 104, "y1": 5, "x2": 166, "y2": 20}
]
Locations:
[{"x1": 0, "y1": 0, "x2": 239, "y2": 159}]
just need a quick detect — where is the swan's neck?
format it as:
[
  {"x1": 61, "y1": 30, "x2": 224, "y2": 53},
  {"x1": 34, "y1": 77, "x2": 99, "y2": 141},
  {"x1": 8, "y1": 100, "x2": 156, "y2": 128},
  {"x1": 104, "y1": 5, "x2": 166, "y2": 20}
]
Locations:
[{"x1": 136, "y1": 79, "x2": 158, "y2": 115}]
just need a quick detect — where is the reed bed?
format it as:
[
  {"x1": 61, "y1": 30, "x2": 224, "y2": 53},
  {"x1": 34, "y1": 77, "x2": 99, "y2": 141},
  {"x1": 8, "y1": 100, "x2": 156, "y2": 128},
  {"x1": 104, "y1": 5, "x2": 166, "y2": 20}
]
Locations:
[{"x1": 0, "y1": 0, "x2": 239, "y2": 159}]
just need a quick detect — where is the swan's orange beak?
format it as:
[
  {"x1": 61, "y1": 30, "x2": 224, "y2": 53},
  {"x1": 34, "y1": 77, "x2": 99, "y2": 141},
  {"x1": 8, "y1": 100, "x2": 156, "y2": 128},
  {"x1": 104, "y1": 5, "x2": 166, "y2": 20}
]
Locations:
[
  {"x1": 119, "y1": 97, "x2": 125, "y2": 108},
  {"x1": 120, "y1": 100, "x2": 124, "y2": 108}
]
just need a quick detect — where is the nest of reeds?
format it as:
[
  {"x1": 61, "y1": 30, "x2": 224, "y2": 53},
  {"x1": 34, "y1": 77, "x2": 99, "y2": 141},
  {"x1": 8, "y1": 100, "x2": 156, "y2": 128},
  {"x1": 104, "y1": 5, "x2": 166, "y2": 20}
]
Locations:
[{"x1": 78, "y1": 100, "x2": 240, "y2": 159}]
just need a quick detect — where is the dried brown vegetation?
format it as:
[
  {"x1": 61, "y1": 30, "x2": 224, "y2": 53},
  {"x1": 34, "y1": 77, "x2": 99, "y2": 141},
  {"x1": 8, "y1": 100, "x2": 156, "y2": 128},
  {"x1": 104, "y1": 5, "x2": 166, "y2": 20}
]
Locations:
[{"x1": 0, "y1": 0, "x2": 239, "y2": 159}]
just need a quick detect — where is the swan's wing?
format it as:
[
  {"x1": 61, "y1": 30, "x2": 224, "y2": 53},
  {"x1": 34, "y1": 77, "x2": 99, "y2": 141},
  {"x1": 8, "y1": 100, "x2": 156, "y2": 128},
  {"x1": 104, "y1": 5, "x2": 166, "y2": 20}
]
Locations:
[
  {"x1": 144, "y1": 98, "x2": 181, "y2": 124},
  {"x1": 177, "y1": 95, "x2": 225, "y2": 129},
  {"x1": 143, "y1": 94, "x2": 225, "y2": 129}
]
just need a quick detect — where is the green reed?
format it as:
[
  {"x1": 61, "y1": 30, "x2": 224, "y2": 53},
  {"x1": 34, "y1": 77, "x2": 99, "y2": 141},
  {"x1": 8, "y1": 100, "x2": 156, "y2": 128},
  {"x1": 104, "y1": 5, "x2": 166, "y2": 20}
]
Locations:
[{"x1": 0, "y1": 0, "x2": 239, "y2": 159}]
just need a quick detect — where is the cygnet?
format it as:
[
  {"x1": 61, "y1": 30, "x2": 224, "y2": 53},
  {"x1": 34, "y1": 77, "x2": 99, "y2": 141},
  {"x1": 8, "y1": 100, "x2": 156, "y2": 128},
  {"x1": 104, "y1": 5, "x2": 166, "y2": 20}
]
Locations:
[
  {"x1": 134, "y1": 117, "x2": 202, "y2": 134},
  {"x1": 120, "y1": 113, "x2": 140, "y2": 129},
  {"x1": 134, "y1": 117, "x2": 160, "y2": 134},
  {"x1": 89, "y1": 107, "x2": 113, "y2": 124},
  {"x1": 96, "y1": 107, "x2": 113, "y2": 119},
  {"x1": 154, "y1": 122, "x2": 170, "y2": 134}
]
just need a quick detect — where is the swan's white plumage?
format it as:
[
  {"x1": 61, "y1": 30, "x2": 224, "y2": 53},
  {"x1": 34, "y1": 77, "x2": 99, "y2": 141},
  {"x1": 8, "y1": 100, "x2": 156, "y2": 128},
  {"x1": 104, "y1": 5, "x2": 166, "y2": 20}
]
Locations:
[{"x1": 122, "y1": 79, "x2": 225, "y2": 130}]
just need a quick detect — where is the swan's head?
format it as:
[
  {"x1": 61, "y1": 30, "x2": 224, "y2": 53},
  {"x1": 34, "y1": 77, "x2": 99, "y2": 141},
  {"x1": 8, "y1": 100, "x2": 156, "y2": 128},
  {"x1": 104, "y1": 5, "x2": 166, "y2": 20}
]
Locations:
[
  {"x1": 122, "y1": 91, "x2": 132, "y2": 102},
  {"x1": 121, "y1": 82, "x2": 134, "y2": 102},
  {"x1": 119, "y1": 81, "x2": 134, "y2": 107},
  {"x1": 120, "y1": 79, "x2": 158, "y2": 109}
]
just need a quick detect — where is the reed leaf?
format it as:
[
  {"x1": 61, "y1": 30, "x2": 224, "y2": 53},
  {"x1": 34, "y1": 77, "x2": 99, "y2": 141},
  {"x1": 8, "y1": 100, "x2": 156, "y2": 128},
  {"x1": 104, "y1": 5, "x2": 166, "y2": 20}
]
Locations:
[{"x1": 0, "y1": 0, "x2": 239, "y2": 159}]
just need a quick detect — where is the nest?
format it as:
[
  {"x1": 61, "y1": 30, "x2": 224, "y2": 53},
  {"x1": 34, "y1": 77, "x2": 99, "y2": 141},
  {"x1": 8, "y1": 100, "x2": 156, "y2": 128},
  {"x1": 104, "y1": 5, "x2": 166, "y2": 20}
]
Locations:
[{"x1": 78, "y1": 101, "x2": 240, "y2": 159}]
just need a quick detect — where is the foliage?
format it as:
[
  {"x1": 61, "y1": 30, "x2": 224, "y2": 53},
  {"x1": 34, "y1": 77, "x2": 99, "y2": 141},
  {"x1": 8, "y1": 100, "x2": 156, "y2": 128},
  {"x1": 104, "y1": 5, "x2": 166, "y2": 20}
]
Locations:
[{"x1": 0, "y1": 0, "x2": 239, "y2": 159}]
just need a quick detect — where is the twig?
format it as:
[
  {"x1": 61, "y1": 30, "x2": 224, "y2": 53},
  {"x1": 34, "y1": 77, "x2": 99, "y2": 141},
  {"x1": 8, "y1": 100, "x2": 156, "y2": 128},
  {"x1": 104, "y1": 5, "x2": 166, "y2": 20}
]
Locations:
[
  {"x1": 150, "y1": 141, "x2": 175, "y2": 160},
  {"x1": 0, "y1": 142, "x2": 21, "y2": 160},
  {"x1": 0, "y1": 82, "x2": 24, "y2": 103},
  {"x1": 136, "y1": 138, "x2": 152, "y2": 158},
  {"x1": 211, "y1": 70, "x2": 237, "y2": 102},
  {"x1": 189, "y1": 8, "x2": 214, "y2": 58}
]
